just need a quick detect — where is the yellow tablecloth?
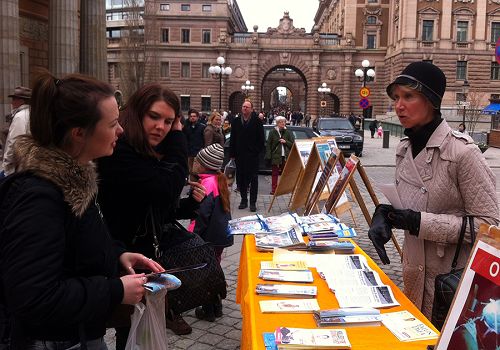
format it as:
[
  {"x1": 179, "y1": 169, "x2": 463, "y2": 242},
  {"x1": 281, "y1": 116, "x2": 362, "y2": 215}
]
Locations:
[{"x1": 236, "y1": 236, "x2": 439, "y2": 349}]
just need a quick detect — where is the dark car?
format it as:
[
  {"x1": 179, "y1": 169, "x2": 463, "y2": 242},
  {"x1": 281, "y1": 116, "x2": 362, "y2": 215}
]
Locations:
[
  {"x1": 223, "y1": 124, "x2": 318, "y2": 173},
  {"x1": 313, "y1": 117, "x2": 363, "y2": 157}
]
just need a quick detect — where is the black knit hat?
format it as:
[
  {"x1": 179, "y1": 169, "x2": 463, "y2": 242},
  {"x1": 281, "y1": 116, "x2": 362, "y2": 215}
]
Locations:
[
  {"x1": 386, "y1": 62, "x2": 446, "y2": 109},
  {"x1": 196, "y1": 144, "x2": 224, "y2": 171}
]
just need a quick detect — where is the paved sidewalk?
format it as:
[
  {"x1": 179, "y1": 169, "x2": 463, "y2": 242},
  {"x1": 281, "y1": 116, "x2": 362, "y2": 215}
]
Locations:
[{"x1": 105, "y1": 131, "x2": 500, "y2": 349}]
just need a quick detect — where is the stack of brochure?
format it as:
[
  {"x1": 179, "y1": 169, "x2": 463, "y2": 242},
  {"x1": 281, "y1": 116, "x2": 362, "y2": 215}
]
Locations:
[
  {"x1": 317, "y1": 255, "x2": 400, "y2": 309},
  {"x1": 381, "y1": 311, "x2": 439, "y2": 342},
  {"x1": 254, "y1": 225, "x2": 306, "y2": 252},
  {"x1": 259, "y1": 299, "x2": 320, "y2": 313},
  {"x1": 313, "y1": 308, "x2": 382, "y2": 327},
  {"x1": 258, "y1": 260, "x2": 314, "y2": 283},
  {"x1": 273, "y1": 327, "x2": 351, "y2": 349},
  {"x1": 256, "y1": 284, "x2": 317, "y2": 298}
]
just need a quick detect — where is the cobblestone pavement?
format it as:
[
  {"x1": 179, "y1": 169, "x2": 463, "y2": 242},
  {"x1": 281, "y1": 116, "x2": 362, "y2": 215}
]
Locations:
[{"x1": 105, "y1": 133, "x2": 500, "y2": 349}]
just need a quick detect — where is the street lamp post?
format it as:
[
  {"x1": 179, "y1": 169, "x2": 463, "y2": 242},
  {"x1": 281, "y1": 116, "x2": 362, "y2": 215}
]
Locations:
[
  {"x1": 208, "y1": 56, "x2": 232, "y2": 111},
  {"x1": 354, "y1": 59, "x2": 376, "y2": 131},
  {"x1": 317, "y1": 82, "x2": 331, "y2": 116},
  {"x1": 241, "y1": 80, "x2": 254, "y2": 98},
  {"x1": 461, "y1": 80, "x2": 470, "y2": 128}
]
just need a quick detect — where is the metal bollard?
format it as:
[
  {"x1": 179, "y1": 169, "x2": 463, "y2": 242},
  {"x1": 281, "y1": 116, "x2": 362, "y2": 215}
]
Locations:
[{"x1": 383, "y1": 130, "x2": 390, "y2": 148}]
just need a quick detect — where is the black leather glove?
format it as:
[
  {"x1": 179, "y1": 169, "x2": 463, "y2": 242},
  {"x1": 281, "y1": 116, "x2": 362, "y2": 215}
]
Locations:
[
  {"x1": 387, "y1": 209, "x2": 421, "y2": 236},
  {"x1": 368, "y1": 204, "x2": 393, "y2": 265}
]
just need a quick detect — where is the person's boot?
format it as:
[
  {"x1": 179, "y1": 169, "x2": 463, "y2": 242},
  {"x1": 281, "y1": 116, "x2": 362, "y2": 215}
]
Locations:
[
  {"x1": 214, "y1": 299, "x2": 223, "y2": 318},
  {"x1": 195, "y1": 304, "x2": 216, "y2": 322},
  {"x1": 249, "y1": 203, "x2": 257, "y2": 212},
  {"x1": 238, "y1": 199, "x2": 248, "y2": 209},
  {"x1": 166, "y1": 311, "x2": 192, "y2": 335}
]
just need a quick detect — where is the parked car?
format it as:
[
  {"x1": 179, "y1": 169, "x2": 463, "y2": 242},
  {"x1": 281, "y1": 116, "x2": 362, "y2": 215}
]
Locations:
[
  {"x1": 313, "y1": 117, "x2": 364, "y2": 157},
  {"x1": 223, "y1": 124, "x2": 318, "y2": 174}
]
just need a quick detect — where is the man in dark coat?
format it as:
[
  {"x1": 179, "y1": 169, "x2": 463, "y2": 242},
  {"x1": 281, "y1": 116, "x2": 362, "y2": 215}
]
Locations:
[
  {"x1": 229, "y1": 100, "x2": 265, "y2": 212},
  {"x1": 183, "y1": 109, "x2": 205, "y2": 178}
]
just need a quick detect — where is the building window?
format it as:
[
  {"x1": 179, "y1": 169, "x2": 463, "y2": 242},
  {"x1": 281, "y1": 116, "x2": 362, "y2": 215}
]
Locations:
[
  {"x1": 181, "y1": 4, "x2": 190, "y2": 11},
  {"x1": 181, "y1": 29, "x2": 190, "y2": 43},
  {"x1": 422, "y1": 20, "x2": 434, "y2": 41},
  {"x1": 201, "y1": 96, "x2": 211, "y2": 111},
  {"x1": 366, "y1": 34, "x2": 376, "y2": 49},
  {"x1": 181, "y1": 62, "x2": 190, "y2": 78},
  {"x1": 492, "y1": 62, "x2": 500, "y2": 80},
  {"x1": 457, "y1": 21, "x2": 468, "y2": 42},
  {"x1": 160, "y1": 3, "x2": 170, "y2": 11},
  {"x1": 160, "y1": 62, "x2": 169, "y2": 78},
  {"x1": 366, "y1": 16, "x2": 377, "y2": 25},
  {"x1": 161, "y1": 28, "x2": 169, "y2": 43},
  {"x1": 202, "y1": 30, "x2": 211, "y2": 44},
  {"x1": 181, "y1": 96, "x2": 190, "y2": 111},
  {"x1": 456, "y1": 92, "x2": 467, "y2": 102},
  {"x1": 202, "y1": 63, "x2": 210, "y2": 78},
  {"x1": 367, "y1": 0, "x2": 378, "y2": 3},
  {"x1": 456, "y1": 61, "x2": 467, "y2": 80},
  {"x1": 202, "y1": 4, "x2": 212, "y2": 12},
  {"x1": 106, "y1": 28, "x2": 122, "y2": 38},
  {"x1": 491, "y1": 94, "x2": 500, "y2": 100},
  {"x1": 492, "y1": 22, "x2": 500, "y2": 42}
]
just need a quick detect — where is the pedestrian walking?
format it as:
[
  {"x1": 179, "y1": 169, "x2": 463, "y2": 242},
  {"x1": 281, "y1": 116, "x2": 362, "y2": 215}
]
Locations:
[{"x1": 229, "y1": 100, "x2": 265, "y2": 212}]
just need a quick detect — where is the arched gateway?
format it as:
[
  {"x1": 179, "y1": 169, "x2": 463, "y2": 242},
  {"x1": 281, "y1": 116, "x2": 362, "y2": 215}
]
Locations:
[{"x1": 218, "y1": 12, "x2": 376, "y2": 119}]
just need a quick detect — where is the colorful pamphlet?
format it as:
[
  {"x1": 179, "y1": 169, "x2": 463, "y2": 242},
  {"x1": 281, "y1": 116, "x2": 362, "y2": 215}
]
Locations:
[
  {"x1": 314, "y1": 314, "x2": 382, "y2": 327},
  {"x1": 274, "y1": 327, "x2": 351, "y2": 349},
  {"x1": 263, "y1": 332, "x2": 278, "y2": 350},
  {"x1": 256, "y1": 284, "x2": 317, "y2": 298},
  {"x1": 334, "y1": 285, "x2": 400, "y2": 308},
  {"x1": 260, "y1": 261, "x2": 308, "y2": 271},
  {"x1": 259, "y1": 299, "x2": 320, "y2": 313},
  {"x1": 381, "y1": 311, "x2": 439, "y2": 342},
  {"x1": 254, "y1": 226, "x2": 306, "y2": 252},
  {"x1": 259, "y1": 270, "x2": 314, "y2": 283},
  {"x1": 143, "y1": 273, "x2": 181, "y2": 293}
]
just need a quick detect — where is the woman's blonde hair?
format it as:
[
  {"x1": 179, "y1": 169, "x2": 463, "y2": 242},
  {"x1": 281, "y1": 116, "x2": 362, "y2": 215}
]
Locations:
[{"x1": 208, "y1": 111, "x2": 222, "y2": 125}]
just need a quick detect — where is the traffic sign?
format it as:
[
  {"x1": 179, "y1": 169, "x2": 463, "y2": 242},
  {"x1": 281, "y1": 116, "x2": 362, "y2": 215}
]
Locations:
[
  {"x1": 359, "y1": 98, "x2": 370, "y2": 109},
  {"x1": 359, "y1": 87, "x2": 370, "y2": 98},
  {"x1": 496, "y1": 37, "x2": 500, "y2": 65}
]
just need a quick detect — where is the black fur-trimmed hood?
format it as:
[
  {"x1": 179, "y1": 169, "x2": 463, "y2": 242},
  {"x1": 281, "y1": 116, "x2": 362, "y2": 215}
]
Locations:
[{"x1": 12, "y1": 135, "x2": 98, "y2": 217}]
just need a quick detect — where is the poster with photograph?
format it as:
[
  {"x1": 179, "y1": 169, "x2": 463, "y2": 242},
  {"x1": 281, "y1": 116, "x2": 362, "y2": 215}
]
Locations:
[
  {"x1": 323, "y1": 155, "x2": 359, "y2": 214},
  {"x1": 436, "y1": 237, "x2": 500, "y2": 350},
  {"x1": 296, "y1": 140, "x2": 314, "y2": 167},
  {"x1": 316, "y1": 142, "x2": 332, "y2": 166}
]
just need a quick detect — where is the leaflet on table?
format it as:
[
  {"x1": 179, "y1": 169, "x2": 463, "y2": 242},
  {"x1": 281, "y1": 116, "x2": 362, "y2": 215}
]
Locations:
[
  {"x1": 274, "y1": 327, "x2": 351, "y2": 349},
  {"x1": 264, "y1": 212, "x2": 301, "y2": 231},
  {"x1": 296, "y1": 241, "x2": 355, "y2": 253},
  {"x1": 334, "y1": 285, "x2": 399, "y2": 308},
  {"x1": 324, "y1": 269, "x2": 384, "y2": 291},
  {"x1": 381, "y1": 311, "x2": 439, "y2": 342},
  {"x1": 254, "y1": 226, "x2": 306, "y2": 251},
  {"x1": 259, "y1": 269, "x2": 314, "y2": 283},
  {"x1": 259, "y1": 299, "x2": 320, "y2": 313},
  {"x1": 296, "y1": 213, "x2": 339, "y2": 225},
  {"x1": 263, "y1": 332, "x2": 278, "y2": 350},
  {"x1": 256, "y1": 284, "x2": 318, "y2": 297},
  {"x1": 315, "y1": 307, "x2": 381, "y2": 318},
  {"x1": 314, "y1": 314, "x2": 382, "y2": 327},
  {"x1": 316, "y1": 255, "x2": 370, "y2": 277},
  {"x1": 260, "y1": 260, "x2": 309, "y2": 271},
  {"x1": 303, "y1": 222, "x2": 357, "y2": 238},
  {"x1": 228, "y1": 214, "x2": 263, "y2": 224},
  {"x1": 228, "y1": 218, "x2": 268, "y2": 235}
]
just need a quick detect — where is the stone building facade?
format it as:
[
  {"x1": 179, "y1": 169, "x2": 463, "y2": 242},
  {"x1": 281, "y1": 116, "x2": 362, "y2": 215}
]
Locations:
[
  {"x1": 106, "y1": 0, "x2": 500, "y2": 121},
  {"x1": 0, "y1": 0, "x2": 108, "y2": 121}
]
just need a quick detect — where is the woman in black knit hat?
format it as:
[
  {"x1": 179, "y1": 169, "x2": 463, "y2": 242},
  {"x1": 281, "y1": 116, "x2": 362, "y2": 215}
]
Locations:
[{"x1": 367, "y1": 62, "x2": 499, "y2": 323}]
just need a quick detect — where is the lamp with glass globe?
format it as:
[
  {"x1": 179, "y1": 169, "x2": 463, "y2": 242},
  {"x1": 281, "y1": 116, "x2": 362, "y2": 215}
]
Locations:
[
  {"x1": 241, "y1": 80, "x2": 255, "y2": 98},
  {"x1": 209, "y1": 56, "x2": 232, "y2": 111}
]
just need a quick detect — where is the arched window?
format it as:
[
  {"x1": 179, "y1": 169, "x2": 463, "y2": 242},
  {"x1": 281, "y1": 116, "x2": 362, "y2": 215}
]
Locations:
[{"x1": 367, "y1": 16, "x2": 377, "y2": 25}]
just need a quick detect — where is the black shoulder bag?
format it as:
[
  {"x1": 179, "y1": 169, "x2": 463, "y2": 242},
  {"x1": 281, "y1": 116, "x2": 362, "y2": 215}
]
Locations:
[
  {"x1": 431, "y1": 216, "x2": 475, "y2": 330},
  {"x1": 152, "y1": 215, "x2": 227, "y2": 314}
]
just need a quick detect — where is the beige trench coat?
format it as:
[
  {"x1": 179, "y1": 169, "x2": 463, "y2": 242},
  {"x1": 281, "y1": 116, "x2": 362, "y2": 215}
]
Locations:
[{"x1": 395, "y1": 120, "x2": 499, "y2": 319}]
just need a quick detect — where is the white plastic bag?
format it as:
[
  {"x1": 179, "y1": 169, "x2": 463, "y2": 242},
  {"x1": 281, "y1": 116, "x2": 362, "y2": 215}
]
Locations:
[{"x1": 125, "y1": 289, "x2": 168, "y2": 350}]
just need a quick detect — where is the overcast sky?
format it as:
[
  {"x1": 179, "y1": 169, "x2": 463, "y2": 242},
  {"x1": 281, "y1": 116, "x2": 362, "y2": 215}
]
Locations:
[{"x1": 237, "y1": 0, "x2": 318, "y2": 33}]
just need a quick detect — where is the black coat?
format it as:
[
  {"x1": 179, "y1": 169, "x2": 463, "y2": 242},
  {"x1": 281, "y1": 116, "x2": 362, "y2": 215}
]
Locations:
[
  {"x1": 0, "y1": 137, "x2": 124, "y2": 342},
  {"x1": 229, "y1": 115, "x2": 265, "y2": 160},
  {"x1": 183, "y1": 121, "x2": 205, "y2": 157},
  {"x1": 97, "y1": 131, "x2": 196, "y2": 257}
]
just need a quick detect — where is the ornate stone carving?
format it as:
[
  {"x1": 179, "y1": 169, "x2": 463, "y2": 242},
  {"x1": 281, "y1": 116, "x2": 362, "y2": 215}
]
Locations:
[
  {"x1": 327, "y1": 69, "x2": 337, "y2": 80},
  {"x1": 219, "y1": 29, "x2": 227, "y2": 43},
  {"x1": 489, "y1": 0, "x2": 500, "y2": 4},
  {"x1": 454, "y1": 0, "x2": 473, "y2": 2},
  {"x1": 280, "y1": 52, "x2": 290, "y2": 65},
  {"x1": 266, "y1": 12, "x2": 306, "y2": 35},
  {"x1": 233, "y1": 66, "x2": 245, "y2": 79}
]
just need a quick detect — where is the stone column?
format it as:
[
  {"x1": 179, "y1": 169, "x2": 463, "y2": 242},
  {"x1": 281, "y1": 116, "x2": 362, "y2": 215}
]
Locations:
[
  {"x1": 80, "y1": 0, "x2": 107, "y2": 80},
  {"x1": 0, "y1": 0, "x2": 20, "y2": 119},
  {"x1": 49, "y1": 0, "x2": 79, "y2": 77}
]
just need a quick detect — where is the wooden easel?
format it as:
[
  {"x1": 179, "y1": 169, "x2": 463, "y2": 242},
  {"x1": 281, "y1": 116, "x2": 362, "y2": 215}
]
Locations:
[
  {"x1": 325, "y1": 153, "x2": 403, "y2": 257},
  {"x1": 267, "y1": 140, "x2": 315, "y2": 212}
]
